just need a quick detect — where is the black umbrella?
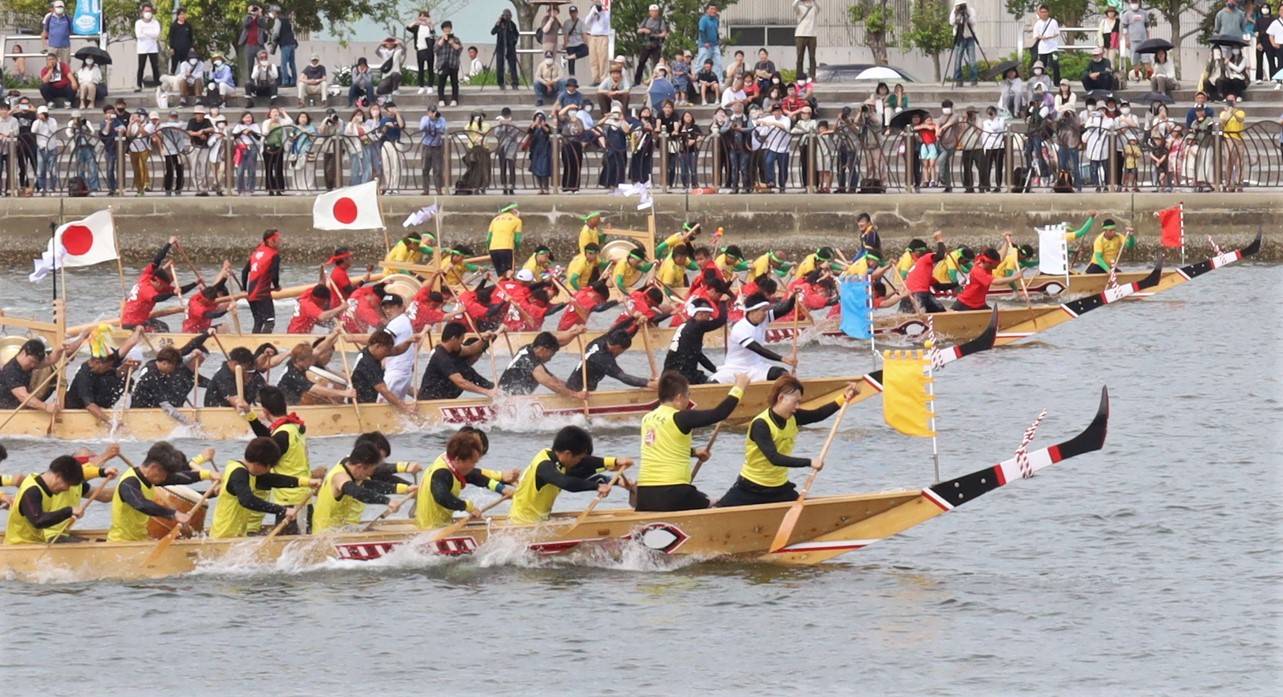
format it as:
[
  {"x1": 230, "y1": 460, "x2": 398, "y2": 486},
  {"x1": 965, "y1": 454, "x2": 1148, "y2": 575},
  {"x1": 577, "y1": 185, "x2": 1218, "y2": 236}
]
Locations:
[
  {"x1": 1134, "y1": 38, "x2": 1174, "y2": 55},
  {"x1": 888, "y1": 108, "x2": 930, "y2": 130},
  {"x1": 1087, "y1": 89, "x2": 1116, "y2": 101},
  {"x1": 986, "y1": 60, "x2": 1020, "y2": 80},
  {"x1": 73, "y1": 46, "x2": 112, "y2": 65},
  {"x1": 1209, "y1": 34, "x2": 1247, "y2": 47},
  {"x1": 1137, "y1": 91, "x2": 1174, "y2": 105}
]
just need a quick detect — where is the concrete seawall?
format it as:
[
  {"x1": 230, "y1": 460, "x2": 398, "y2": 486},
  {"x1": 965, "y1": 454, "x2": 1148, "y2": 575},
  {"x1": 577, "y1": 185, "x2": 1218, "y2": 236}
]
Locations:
[{"x1": 1, "y1": 193, "x2": 1278, "y2": 263}]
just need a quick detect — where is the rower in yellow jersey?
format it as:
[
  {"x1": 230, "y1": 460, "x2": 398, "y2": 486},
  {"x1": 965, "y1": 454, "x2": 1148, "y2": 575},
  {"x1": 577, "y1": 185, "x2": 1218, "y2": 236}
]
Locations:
[
  {"x1": 566, "y1": 243, "x2": 607, "y2": 290},
  {"x1": 107, "y1": 442, "x2": 216, "y2": 542},
  {"x1": 1084, "y1": 219, "x2": 1135, "y2": 274},
  {"x1": 382, "y1": 232, "x2": 433, "y2": 275},
  {"x1": 749, "y1": 250, "x2": 792, "y2": 279},
  {"x1": 3, "y1": 447, "x2": 121, "y2": 544},
  {"x1": 611, "y1": 247, "x2": 654, "y2": 295},
  {"x1": 713, "y1": 244, "x2": 751, "y2": 280},
  {"x1": 438, "y1": 246, "x2": 482, "y2": 289},
  {"x1": 894, "y1": 239, "x2": 930, "y2": 280},
  {"x1": 414, "y1": 429, "x2": 516, "y2": 529},
  {"x1": 577, "y1": 211, "x2": 607, "y2": 253},
  {"x1": 245, "y1": 386, "x2": 314, "y2": 534},
  {"x1": 793, "y1": 247, "x2": 841, "y2": 281},
  {"x1": 930, "y1": 245, "x2": 976, "y2": 291},
  {"x1": 210, "y1": 438, "x2": 320, "y2": 538},
  {"x1": 716, "y1": 376, "x2": 859, "y2": 507},
  {"x1": 520, "y1": 245, "x2": 555, "y2": 279},
  {"x1": 508, "y1": 426, "x2": 633, "y2": 524},
  {"x1": 486, "y1": 203, "x2": 523, "y2": 277},
  {"x1": 635, "y1": 371, "x2": 749, "y2": 511},
  {"x1": 312, "y1": 441, "x2": 414, "y2": 533},
  {"x1": 656, "y1": 243, "x2": 697, "y2": 289},
  {"x1": 996, "y1": 232, "x2": 1039, "y2": 279}
]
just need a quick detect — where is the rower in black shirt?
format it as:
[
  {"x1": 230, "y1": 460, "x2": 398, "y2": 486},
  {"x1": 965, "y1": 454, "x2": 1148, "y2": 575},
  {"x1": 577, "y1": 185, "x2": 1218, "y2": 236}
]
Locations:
[
  {"x1": 276, "y1": 336, "x2": 352, "y2": 405},
  {"x1": 65, "y1": 327, "x2": 144, "y2": 423},
  {"x1": 662, "y1": 298, "x2": 728, "y2": 385},
  {"x1": 566, "y1": 330, "x2": 655, "y2": 392},
  {"x1": 418, "y1": 321, "x2": 498, "y2": 400},
  {"x1": 130, "y1": 334, "x2": 210, "y2": 409},
  {"x1": 203, "y1": 347, "x2": 260, "y2": 409},
  {"x1": 498, "y1": 327, "x2": 588, "y2": 398},
  {"x1": 350, "y1": 330, "x2": 416, "y2": 415},
  {"x1": 0, "y1": 335, "x2": 80, "y2": 412}
]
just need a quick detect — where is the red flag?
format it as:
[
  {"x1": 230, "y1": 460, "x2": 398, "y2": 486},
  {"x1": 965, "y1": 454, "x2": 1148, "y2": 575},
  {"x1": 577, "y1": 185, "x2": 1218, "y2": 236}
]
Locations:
[{"x1": 1156, "y1": 204, "x2": 1183, "y2": 249}]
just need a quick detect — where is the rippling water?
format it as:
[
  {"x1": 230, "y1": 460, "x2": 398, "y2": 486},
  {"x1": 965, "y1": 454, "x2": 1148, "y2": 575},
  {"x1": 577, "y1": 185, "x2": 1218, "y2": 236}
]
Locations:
[{"x1": 1, "y1": 262, "x2": 1279, "y2": 696}]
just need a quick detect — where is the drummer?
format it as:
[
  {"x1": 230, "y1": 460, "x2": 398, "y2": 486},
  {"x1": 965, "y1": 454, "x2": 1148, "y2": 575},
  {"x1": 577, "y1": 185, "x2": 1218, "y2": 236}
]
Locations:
[
  {"x1": 210, "y1": 437, "x2": 319, "y2": 538},
  {"x1": 313, "y1": 441, "x2": 413, "y2": 532},
  {"x1": 716, "y1": 376, "x2": 858, "y2": 507},
  {"x1": 578, "y1": 211, "x2": 606, "y2": 253},
  {"x1": 3, "y1": 446, "x2": 120, "y2": 544},
  {"x1": 414, "y1": 429, "x2": 515, "y2": 529},
  {"x1": 487, "y1": 203, "x2": 523, "y2": 277},
  {"x1": 508, "y1": 425, "x2": 632, "y2": 524},
  {"x1": 107, "y1": 442, "x2": 216, "y2": 542}
]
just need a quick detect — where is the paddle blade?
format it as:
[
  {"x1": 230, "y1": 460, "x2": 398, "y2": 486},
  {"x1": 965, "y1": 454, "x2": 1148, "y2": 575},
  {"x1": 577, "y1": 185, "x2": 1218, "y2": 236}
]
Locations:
[
  {"x1": 769, "y1": 500, "x2": 805, "y2": 553},
  {"x1": 143, "y1": 529, "x2": 181, "y2": 567}
]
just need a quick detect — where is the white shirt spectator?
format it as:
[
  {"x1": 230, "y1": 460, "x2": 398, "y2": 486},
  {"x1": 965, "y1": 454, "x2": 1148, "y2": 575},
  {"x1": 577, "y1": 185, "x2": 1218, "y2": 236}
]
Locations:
[
  {"x1": 159, "y1": 119, "x2": 189, "y2": 156},
  {"x1": 32, "y1": 115, "x2": 59, "y2": 140},
  {"x1": 376, "y1": 44, "x2": 405, "y2": 73},
  {"x1": 1033, "y1": 16, "x2": 1061, "y2": 53},
  {"x1": 76, "y1": 64, "x2": 102, "y2": 86},
  {"x1": 981, "y1": 115, "x2": 1006, "y2": 149},
  {"x1": 128, "y1": 119, "x2": 155, "y2": 152},
  {"x1": 134, "y1": 17, "x2": 162, "y2": 54},
  {"x1": 758, "y1": 114, "x2": 792, "y2": 153},
  {"x1": 232, "y1": 122, "x2": 262, "y2": 146},
  {"x1": 792, "y1": 0, "x2": 819, "y2": 38},
  {"x1": 261, "y1": 113, "x2": 294, "y2": 139},
  {"x1": 720, "y1": 86, "x2": 746, "y2": 109},
  {"x1": 461, "y1": 56, "x2": 484, "y2": 84},
  {"x1": 179, "y1": 59, "x2": 206, "y2": 84},
  {"x1": 1269, "y1": 17, "x2": 1283, "y2": 50},
  {"x1": 585, "y1": 5, "x2": 611, "y2": 36},
  {"x1": 1083, "y1": 111, "x2": 1113, "y2": 161},
  {"x1": 250, "y1": 61, "x2": 279, "y2": 83}
]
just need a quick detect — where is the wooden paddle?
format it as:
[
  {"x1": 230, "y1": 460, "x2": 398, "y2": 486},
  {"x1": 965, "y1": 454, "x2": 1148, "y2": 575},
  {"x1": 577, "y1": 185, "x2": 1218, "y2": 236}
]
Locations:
[
  {"x1": 334, "y1": 331, "x2": 366, "y2": 431},
  {"x1": 789, "y1": 296, "x2": 801, "y2": 374},
  {"x1": 361, "y1": 487, "x2": 418, "y2": 531},
  {"x1": 767, "y1": 399, "x2": 851, "y2": 553},
  {"x1": 210, "y1": 331, "x2": 233, "y2": 361},
  {"x1": 575, "y1": 333, "x2": 591, "y2": 417},
  {"x1": 143, "y1": 465, "x2": 220, "y2": 566},
  {"x1": 432, "y1": 495, "x2": 508, "y2": 542},
  {"x1": 259, "y1": 489, "x2": 313, "y2": 546},
  {"x1": 688, "y1": 423, "x2": 725, "y2": 483},
  {"x1": 0, "y1": 351, "x2": 73, "y2": 432},
  {"x1": 234, "y1": 364, "x2": 245, "y2": 406},
  {"x1": 566, "y1": 463, "x2": 632, "y2": 530},
  {"x1": 638, "y1": 317, "x2": 659, "y2": 379}
]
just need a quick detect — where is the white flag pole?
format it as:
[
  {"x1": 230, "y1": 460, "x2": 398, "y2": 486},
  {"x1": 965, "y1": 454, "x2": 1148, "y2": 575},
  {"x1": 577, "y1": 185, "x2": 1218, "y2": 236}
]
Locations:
[{"x1": 1178, "y1": 200, "x2": 1185, "y2": 265}]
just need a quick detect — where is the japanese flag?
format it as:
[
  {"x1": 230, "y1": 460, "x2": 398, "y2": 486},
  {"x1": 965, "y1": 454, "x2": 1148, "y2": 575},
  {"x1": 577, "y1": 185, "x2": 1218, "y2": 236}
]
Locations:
[
  {"x1": 30, "y1": 209, "x2": 118, "y2": 282},
  {"x1": 313, "y1": 181, "x2": 384, "y2": 230}
]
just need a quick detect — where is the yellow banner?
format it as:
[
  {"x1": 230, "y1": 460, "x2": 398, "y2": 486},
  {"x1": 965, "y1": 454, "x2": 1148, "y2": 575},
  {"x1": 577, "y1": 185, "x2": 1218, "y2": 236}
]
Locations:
[{"x1": 882, "y1": 350, "x2": 935, "y2": 437}]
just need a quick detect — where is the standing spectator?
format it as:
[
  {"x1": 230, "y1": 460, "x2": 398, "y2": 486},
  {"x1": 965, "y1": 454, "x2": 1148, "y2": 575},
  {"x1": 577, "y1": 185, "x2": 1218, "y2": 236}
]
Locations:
[
  {"x1": 375, "y1": 37, "x2": 406, "y2": 97},
  {"x1": 557, "y1": 103, "x2": 586, "y2": 191},
  {"x1": 586, "y1": 2, "x2": 612, "y2": 84},
  {"x1": 1268, "y1": 7, "x2": 1283, "y2": 87},
  {"x1": 526, "y1": 111, "x2": 554, "y2": 194},
  {"x1": 864, "y1": 81, "x2": 890, "y2": 128},
  {"x1": 458, "y1": 110, "x2": 492, "y2": 193},
  {"x1": 635, "y1": 5, "x2": 669, "y2": 85},
  {"x1": 419, "y1": 104, "x2": 447, "y2": 195},
  {"x1": 261, "y1": 106, "x2": 293, "y2": 195},
  {"x1": 159, "y1": 110, "x2": 188, "y2": 196},
  {"x1": 564, "y1": 6, "x2": 588, "y2": 78},
  {"x1": 697, "y1": 59, "x2": 722, "y2": 105},
  {"x1": 628, "y1": 105, "x2": 657, "y2": 184},
  {"x1": 1054, "y1": 110, "x2": 1083, "y2": 191},
  {"x1": 672, "y1": 51, "x2": 693, "y2": 106},
  {"x1": 298, "y1": 55, "x2": 328, "y2": 107},
  {"x1": 1257, "y1": 4, "x2": 1282, "y2": 82},
  {"x1": 1082, "y1": 99, "x2": 1111, "y2": 191},
  {"x1": 168, "y1": 8, "x2": 195, "y2": 76},
  {"x1": 535, "y1": 51, "x2": 565, "y2": 107},
  {"x1": 407, "y1": 11, "x2": 437, "y2": 94},
  {"x1": 42, "y1": 1, "x2": 72, "y2": 64},
  {"x1": 1031, "y1": 4, "x2": 1062, "y2": 85},
  {"x1": 950, "y1": 0, "x2": 979, "y2": 87},
  {"x1": 40, "y1": 53, "x2": 77, "y2": 109},
  {"x1": 344, "y1": 109, "x2": 371, "y2": 184},
  {"x1": 539, "y1": 7, "x2": 563, "y2": 57},
  {"x1": 648, "y1": 65, "x2": 678, "y2": 112},
  {"x1": 232, "y1": 110, "x2": 263, "y2": 194},
  {"x1": 1025, "y1": 94, "x2": 1052, "y2": 185},
  {"x1": 1121, "y1": 1, "x2": 1150, "y2": 78},
  {"x1": 436, "y1": 22, "x2": 463, "y2": 106},
  {"x1": 1213, "y1": 1, "x2": 1249, "y2": 38},
  {"x1": 349, "y1": 58, "x2": 374, "y2": 106},
  {"x1": 134, "y1": 4, "x2": 162, "y2": 91},
  {"x1": 492, "y1": 10, "x2": 520, "y2": 90},
  {"x1": 722, "y1": 101, "x2": 752, "y2": 193},
  {"x1": 318, "y1": 108, "x2": 340, "y2": 190},
  {"x1": 958, "y1": 107, "x2": 984, "y2": 192},
  {"x1": 793, "y1": 0, "x2": 819, "y2": 81},
  {"x1": 599, "y1": 63, "x2": 632, "y2": 114},
  {"x1": 67, "y1": 111, "x2": 99, "y2": 192},
  {"x1": 363, "y1": 104, "x2": 384, "y2": 184},
  {"x1": 792, "y1": 105, "x2": 819, "y2": 190},
  {"x1": 1098, "y1": 6, "x2": 1121, "y2": 68},
  {"x1": 1148, "y1": 129, "x2": 1171, "y2": 191},
  {"x1": 186, "y1": 104, "x2": 216, "y2": 196},
  {"x1": 1151, "y1": 50, "x2": 1178, "y2": 95},
  {"x1": 461, "y1": 47, "x2": 485, "y2": 84},
  {"x1": 698, "y1": 4, "x2": 724, "y2": 80},
  {"x1": 126, "y1": 109, "x2": 153, "y2": 195},
  {"x1": 658, "y1": 99, "x2": 679, "y2": 185},
  {"x1": 937, "y1": 99, "x2": 962, "y2": 192},
  {"x1": 33, "y1": 106, "x2": 59, "y2": 195},
  {"x1": 833, "y1": 105, "x2": 862, "y2": 193},
  {"x1": 981, "y1": 106, "x2": 1006, "y2": 192},
  {"x1": 209, "y1": 114, "x2": 229, "y2": 194},
  {"x1": 75, "y1": 57, "x2": 102, "y2": 109},
  {"x1": 495, "y1": 108, "x2": 522, "y2": 195},
  {"x1": 237, "y1": 5, "x2": 270, "y2": 87},
  {"x1": 759, "y1": 103, "x2": 792, "y2": 192},
  {"x1": 676, "y1": 110, "x2": 701, "y2": 188},
  {"x1": 1219, "y1": 93, "x2": 1246, "y2": 190},
  {"x1": 99, "y1": 103, "x2": 126, "y2": 195},
  {"x1": 287, "y1": 111, "x2": 317, "y2": 190},
  {"x1": 377, "y1": 102, "x2": 405, "y2": 192},
  {"x1": 174, "y1": 51, "x2": 205, "y2": 108},
  {"x1": 270, "y1": 7, "x2": 299, "y2": 88},
  {"x1": 247, "y1": 50, "x2": 280, "y2": 107},
  {"x1": 597, "y1": 104, "x2": 630, "y2": 188},
  {"x1": 13, "y1": 98, "x2": 37, "y2": 193},
  {"x1": 208, "y1": 53, "x2": 236, "y2": 107}
]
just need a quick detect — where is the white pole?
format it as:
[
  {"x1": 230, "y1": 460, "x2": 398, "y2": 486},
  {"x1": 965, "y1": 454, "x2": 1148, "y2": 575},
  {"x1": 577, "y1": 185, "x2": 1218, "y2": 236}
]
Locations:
[
  {"x1": 925, "y1": 349, "x2": 940, "y2": 483},
  {"x1": 1179, "y1": 200, "x2": 1186, "y2": 265}
]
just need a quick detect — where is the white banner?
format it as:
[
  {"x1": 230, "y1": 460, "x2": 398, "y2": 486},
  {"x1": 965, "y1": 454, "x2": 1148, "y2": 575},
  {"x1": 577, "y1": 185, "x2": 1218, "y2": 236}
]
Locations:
[{"x1": 1037, "y1": 223, "x2": 1069, "y2": 276}]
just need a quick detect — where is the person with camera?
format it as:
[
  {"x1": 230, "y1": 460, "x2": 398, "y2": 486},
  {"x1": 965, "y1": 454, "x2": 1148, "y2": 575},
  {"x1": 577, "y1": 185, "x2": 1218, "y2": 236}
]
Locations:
[
  {"x1": 419, "y1": 104, "x2": 447, "y2": 195},
  {"x1": 586, "y1": 2, "x2": 612, "y2": 84},
  {"x1": 319, "y1": 109, "x2": 341, "y2": 190},
  {"x1": 375, "y1": 36, "x2": 407, "y2": 97},
  {"x1": 436, "y1": 21, "x2": 464, "y2": 106},
  {"x1": 634, "y1": 4, "x2": 670, "y2": 85},
  {"x1": 492, "y1": 9, "x2": 521, "y2": 90},
  {"x1": 950, "y1": 1, "x2": 979, "y2": 87},
  {"x1": 247, "y1": 49, "x2": 280, "y2": 108},
  {"x1": 407, "y1": 11, "x2": 437, "y2": 94},
  {"x1": 237, "y1": 5, "x2": 270, "y2": 87}
]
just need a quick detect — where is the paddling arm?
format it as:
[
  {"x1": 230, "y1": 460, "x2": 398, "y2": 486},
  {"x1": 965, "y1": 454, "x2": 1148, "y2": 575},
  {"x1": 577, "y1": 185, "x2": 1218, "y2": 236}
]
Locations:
[
  {"x1": 673, "y1": 386, "x2": 744, "y2": 434},
  {"x1": 339, "y1": 480, "x2": 392, "y2": 506},
  {"x1": 794, "y1": 400, "x2": 843, "y2": 426},
  {"x1": 16, "y1": 486, "x2": 76, "y2": 528},
  {"x1": 749, "y1": 419, "x2": 812, "y2": 468},
  {"x1": 225, "y1": 468, "x2": 291, "y2": 517},
  {"x1": 117, "y1": 478, "x2": 179, "y2": 519},
  {"x1": 428, "y1": 470, "x2": 474, "y2": 512},
  {"x1": 534, "y1": 459, "x2": 600, "y2": 493}
]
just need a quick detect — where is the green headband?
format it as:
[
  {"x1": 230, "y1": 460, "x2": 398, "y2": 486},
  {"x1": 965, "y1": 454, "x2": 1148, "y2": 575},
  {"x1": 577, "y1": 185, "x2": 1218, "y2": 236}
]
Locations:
[
  {"x1": 500, "y1": 203, "x2": 519, "y2": 213},
  {"x1": 581, "y1": 211, "x2": 604, "y2": 222},
  {"x1": 628, "y1": 248, "x2": 647, "y2": 260},
  {"x1": 768, "y1": 252, "x2": 784, "y2": 264}
]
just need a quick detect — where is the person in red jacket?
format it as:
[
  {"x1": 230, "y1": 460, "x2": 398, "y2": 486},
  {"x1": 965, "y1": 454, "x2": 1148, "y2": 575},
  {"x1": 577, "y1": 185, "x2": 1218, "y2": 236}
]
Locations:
[
  {"x1": 557, "y1": 280, "x2": 616, "y2": 331},
  {"x1": 458, "y1": 284, "x2": 508, "y2": 332},
  {"x1": 342, "y1": 282, "x2": 386, "y2": 334},
  {"x1": 240, "y1": 229, "x2": 283, "y2": 333},
  {"x1": 902, "y1": 231, "x2": 946, "y2": 314},
  {"x1": 408, "y1": 284, "x2": 449, "y2": 332},
  {"x1": 615, "y1": 286, "x2": 668, "y2": 330},
  {"x1": 182, "y1": 261, "x2": 235, "y2": 333},
  {"x1": 951, "y1": 247, "x2": 1023, "y2": 311},
  {"x1": 122, "y1": 236, "x2": 197, "y2": 330},
  {"x1": 325, "y1": 247, "x2": 365, "y2": 304},
  {"x1": 289, "y1": 285, "x2": 347, "y2": 333}
]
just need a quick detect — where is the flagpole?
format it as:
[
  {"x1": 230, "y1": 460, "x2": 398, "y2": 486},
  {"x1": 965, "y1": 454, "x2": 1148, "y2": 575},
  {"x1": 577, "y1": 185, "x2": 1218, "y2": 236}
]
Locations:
[
  {"x1": 48, "y1": 222, "x2": 58, "y2": 304},
  {"x1": 1178, "y1": 200, "x2": 1185, "y2": 265},
  {"x1": 924, "y1": 346, "x2": 941, "y2": 484},
  {"x1": 110, "y1": 208, "x2": 127, "y2": 298}
]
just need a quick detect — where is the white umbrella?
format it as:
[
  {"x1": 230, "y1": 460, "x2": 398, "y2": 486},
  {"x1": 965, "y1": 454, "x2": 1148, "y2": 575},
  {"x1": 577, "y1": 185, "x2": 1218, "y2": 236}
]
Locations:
[{"x1": 850, "y1": 66, "x2": 910, "y2": 81}]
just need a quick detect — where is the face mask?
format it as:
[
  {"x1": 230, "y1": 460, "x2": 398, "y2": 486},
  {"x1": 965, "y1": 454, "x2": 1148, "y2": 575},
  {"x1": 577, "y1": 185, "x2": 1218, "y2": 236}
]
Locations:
[
  {"x1": 1130, "y1": 2, "x2": 1139, "y2": 8},
  {"x1": 214, "y1": 60, "x2": 223, "y2": 67},
  {"x1": 544, "y1": 58, "x2": 553, "y2": 65},
  {"x1": 143, "y1": 11, "x2": 153, "y2": 20},
  {"x1": 772, "y1": 78, "x2": 780, "y2": 84},
  {"x1": 189, "y1": 58, "x2": 198, "y2": 65},
  {"x1": 1034, "y1": 68, "x2": 1043, "y2": 75},
  {"x1": 1121, "y1": 107, "x2": 1131, "y2": 114},
  {"x1": 54, "y1": 7, "x2": 65, "y2": 14}
]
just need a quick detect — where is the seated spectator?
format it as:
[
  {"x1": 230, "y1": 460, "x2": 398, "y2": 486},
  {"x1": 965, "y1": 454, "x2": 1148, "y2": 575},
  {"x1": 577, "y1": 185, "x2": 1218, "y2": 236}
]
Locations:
[
  {"x1": 597, "y1": 63, "x2": 631, "y2": 114},
  {"x1": 724, "y1": 49, "x2": 746, "y2": 85},
  {"x1": 864, "y1": 81, "x2": 891, "y2": 128},
  {"x1": 349, "y1": 57, "x2": 374, "y2": 106},
  {"x1": 696, "y1": 59, "x2": 721, "y2": 105},
  {"x1": 207, "y1": 52, "x2": 236, "y2": 107},
  {"x1": 780, "y1": 83, "x2": 808, "y2": 119},
  {"x1": 671, "y1": 50, "x2": 693, "y2": 105},
  {"x1": 1082, "y1": 47, "x2": 1117, "y2": 92},
  {"x1": 176, "y1": 50, "x2": 205, "y2": 107},
  {"x1": 556, "y1": 77, "x2": 586, "y2": 110},
  {"x1": 39, "y1": 52, "x2": 77, "y2": 109},
  {"x1": 1028, "y1": 60, "x2": 1054, "y2": 93},
  {"x1": 461, "y1": 46, "x2": 484, "y2": 85},
  {"x1": 1150, "y1": 49, "x2": 1178, "y2": 95},
  {"x1": 534, "y1": 51, "x2": 564, "y2": 106},
  {"x1": 375, "y1": 36, "x2": 406, "y2": 97},
  {"x1": 1053, "y1": 79, "x2": 1077, "y2": 115},
  {"x1": 752, "y1": 48, "x2": 775, "y2": 95},
  {"x1": 997, "y1": 68, "x2": 1026, "y2": 117},
  {"x1": 647, "y1": 64, "x2": 677, "y2": 111},
  {"x1": 1218, "y1": 46, "x2": 1248, "y2": 100},
  {"x1": 888, "y1": 82, "x2": 909, "y2": 114},
  {"x1": 75, "y1": 57, "x2": 102, "y2": 109},
  {"x1": 247, "y1": 49, "x2": 280, "y2": 107},
  {"x1": 298, "y1": 54, "x2": 328, "y2": 107},
  {"x1": 720, "y1": 74, "x2": 747, "y2": 111}
]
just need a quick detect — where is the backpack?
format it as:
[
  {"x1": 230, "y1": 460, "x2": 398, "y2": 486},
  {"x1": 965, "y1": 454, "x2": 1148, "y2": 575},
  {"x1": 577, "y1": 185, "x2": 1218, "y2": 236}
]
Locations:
[{"x1": 68, "y1": 176, "x2": 90, "y2": 197}]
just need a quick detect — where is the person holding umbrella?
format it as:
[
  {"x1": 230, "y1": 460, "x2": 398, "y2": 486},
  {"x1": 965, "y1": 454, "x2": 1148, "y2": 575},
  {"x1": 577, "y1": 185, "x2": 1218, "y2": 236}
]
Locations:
[
  {"x1": 75, "y1": 55, "x2": 103, "y2": 109},
  {"x1": 1150, "y1": 48, "x2": 1178, "y2": 95}
]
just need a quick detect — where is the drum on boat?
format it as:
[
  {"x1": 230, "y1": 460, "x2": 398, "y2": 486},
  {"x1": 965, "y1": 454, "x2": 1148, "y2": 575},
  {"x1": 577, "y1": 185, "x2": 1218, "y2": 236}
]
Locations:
[
  {"x1": 600, "y1": 240, "x2": 642, "y2": 264},
  {"x1": 382, "y1": 275, "x2": 421, "y2": 304},
  {"x1": 148, "y1": 485, "x2": 208, "y2": 539}
]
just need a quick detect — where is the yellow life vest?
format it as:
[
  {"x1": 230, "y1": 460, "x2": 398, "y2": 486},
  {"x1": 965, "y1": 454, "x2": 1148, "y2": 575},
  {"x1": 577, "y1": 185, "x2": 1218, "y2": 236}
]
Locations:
[
  {"x1": 270, "y1": 422, "x2": 311, "y2": 507},
  {"x1": 896, "y1": 250, "x2": 914, "y2": 279},
  {"x1": 382, "y1": 240, "x2": 423, "y2": 275},
  {"x1": 639, "y1": 404, "x2": 694, "y2": 486},
  {"x1": 508, "y1": 449, "x2": 565, "y2": 524},
  {"x1": 210, "y1": 461, "x2": 259, "y2": 539},
  {"x1": 35, "y1": 464, "x2": 101, "y2": 542},
  {"x1": 994, "y1": 249, "x2": 1020, "y2": 278},
  {"x1": 1093, "y1": 233, "x2": 1125, "y2": 267},
  {"x1": 578, "y1": 224, "x2": 603, "y2": 253},
  {"x1": 657, "y1": 256, "x2": 688, "y2": 288},
  {"x1": 4, "y1": 475, "x2": 68, "y2": 544},
  {"x1": 612, "y1": 257, "x2": 642, "y2": 290},
  {"x1": 312, "y1": 462, "x2": 365, "y2": 532},
  {"x1": 741, "y1": 409, "x2": 800, "y2": 488},
  {"x1": 566, "y1": 253, "x2": 599, "y2": 290},
  {"x1": 750, "y1": 253, "x2": 773, "y2": 278},
  {"x1": 793, "y1": 253, "x2": 820, "y2": 280},
  {"x1": 415, "y1": 454, "x2": 464, "y2": 529},
  {"x1": 844, "y1": 257, "x2": 874, "y2": 277},
  {"x1": 107, "y1": 467, "x2": 159, "y2": 542}
]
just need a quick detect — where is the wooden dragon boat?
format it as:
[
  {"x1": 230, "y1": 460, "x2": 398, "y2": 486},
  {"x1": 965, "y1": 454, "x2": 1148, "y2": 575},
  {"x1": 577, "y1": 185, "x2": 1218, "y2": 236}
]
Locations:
[
  {"x1": 0, "y1": 388, "x2": 1109, "y2": 581},
  {"x1": 935, "y1": 269, "x2": 1181, "y2": 299}
]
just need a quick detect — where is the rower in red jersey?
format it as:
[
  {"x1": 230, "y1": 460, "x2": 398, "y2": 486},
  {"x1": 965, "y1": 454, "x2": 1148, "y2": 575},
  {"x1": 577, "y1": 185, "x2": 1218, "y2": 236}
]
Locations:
[
  {"x1": 951, "y1": 247, "x2": 1023, "y2": 311},
  {"x1": 122, "y1": 236, "x2": 196, "y2": 330},
  {"x1": 325, "y1": 247, "x2": 366, "y2": 304},
  {"x1": 181, "y1": 261, "x2": 234, "y2": 333},
  {"x1": 557, "y1": 280, "x2": 615, "y2": 331},
  {"x1": 616, "y1": 286, "x2": 667, "y2": 329},
  {"x1": 458, "y1": 284, "x2": 508, "y2": 332},
  {"x1": 343, "y1": 282, "x2": 386, "y2": 334},
  {"x1": 408, "y1": 285, "x2": 450, "y2": 332},
  {"x1": 289, "y1": 285, "x2": 347, "y2": 333},
  {"x1": 902, "y1": 230, "x2": 947, "y2": 314},
  {"x1": 780, "y1": 271, "x2": 835, "y2": 321},
  {"x1": 240, "y1": 229, "x2": 283, "y2": 333}
]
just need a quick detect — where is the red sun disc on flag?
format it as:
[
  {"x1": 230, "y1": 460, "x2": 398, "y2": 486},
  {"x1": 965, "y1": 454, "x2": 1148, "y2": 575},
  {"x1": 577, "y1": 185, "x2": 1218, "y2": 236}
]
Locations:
[
  {"x1": 333, "y1": 197, "x2": 358, "y2": 224},
  {"x1": 62, "y1": 225, "x2": 94, "y2": 256}
]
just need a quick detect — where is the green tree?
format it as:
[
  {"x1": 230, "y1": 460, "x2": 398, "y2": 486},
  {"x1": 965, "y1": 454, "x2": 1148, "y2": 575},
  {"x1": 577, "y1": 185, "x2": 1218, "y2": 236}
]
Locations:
[
  {"x1": 846, "y1": 0, "x2": 896, "y2": 66},
  {"x1": 904, "y1": 0, "x2": 953, "y2": 81},
  {"x1": 611, "y1": 0, "x2": 739, "y2": 68}
]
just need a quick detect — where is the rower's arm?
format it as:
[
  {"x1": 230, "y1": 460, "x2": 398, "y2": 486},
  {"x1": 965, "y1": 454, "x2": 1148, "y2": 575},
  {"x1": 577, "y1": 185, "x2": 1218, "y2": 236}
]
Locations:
[
  {"x1": 535, "y1": 459, "x2": 598, "y2": 493},
  {"x1": 1066, "y1": 216, "x2": 1095, "y2": 241},
  {"x1": 117, "y1": 477, "x2": 176, "y2": 518},
  {"x1": 697, "y1": 352, "x2": 718, "y2": 373},
  {"x1": 339, "y1": 480, "x2": 391, "y2": 505},
  {"x1": 601, "y1": 356, "x2": 650, "y2": 389},
  {"x1": 749, "y1": 419, "x2": 812, "y2": 468},
  {"x1": 449, "y1": 371, "x2": 494, "y2": 397},
  {"x1": 464, "y1": 469, "x2": 510, "y2": 494},
  {"x1": 152, "y1": 243, "x2": 173, "y2": 270},
  {"x1": 17, "y1": 485, "x2": 74, "y2": 529},
  {"x1": 429, "y1": 468, "x2": 471, "y2": 512},
  {"x1": 225, "y1": 467, "x2": 287, "y2": 517},
  {"x1": 794, "y1": 399, "x2": 842, "y2": 426},
  {"x1": 247, "y1": 415, "x2": 271, "y2": 438},
  {"x1": 743, "y1": 341, "x2": 785, "y2": 363},
  {"x1": 672, "y1": 385, "x2": 745, "y2": 433},
  {"x1": 533, "y1": 364, "x2": 579, "y2": 399}
]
